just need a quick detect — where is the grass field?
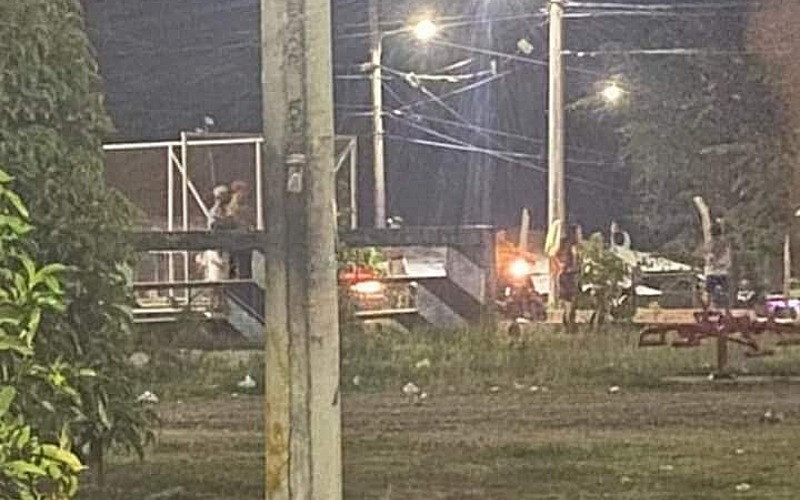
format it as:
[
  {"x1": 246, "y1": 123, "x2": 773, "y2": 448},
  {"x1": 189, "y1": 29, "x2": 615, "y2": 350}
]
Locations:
[{"x1": 78, "y1": 327, "x2": 800, "y2": 499}]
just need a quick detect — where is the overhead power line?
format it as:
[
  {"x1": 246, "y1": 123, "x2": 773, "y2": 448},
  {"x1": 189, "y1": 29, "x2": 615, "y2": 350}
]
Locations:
[
  {"x1": 428, "y1": 39, "x2": 603, "y2": 76},
  {"x1": 335, "y1": 12, "x2": 547, "y2": 39},
  {"x1": 382, "y1": 76, "x2": 616, "y2": 162},
  {"x1": 386, "y1": 113, "x2": 624, "y2": 192},
  {"x1": 392, "y1": 68, "x2": 518, "y2": 113},
  {"x1": 565, "y1": 10, "x2": 754, "y2": 19},
  {"x1": 564, "y1": 48, "x2": 791, "y2": 57},
  {"x1": 566, "y1": 1, "x2": 757, "y2": 10}
]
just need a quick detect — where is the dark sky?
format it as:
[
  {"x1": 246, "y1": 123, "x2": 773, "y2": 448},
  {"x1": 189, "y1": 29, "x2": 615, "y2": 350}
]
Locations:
[{"x1": 81, "y1": 0, "x2": 747, "y2": 232}]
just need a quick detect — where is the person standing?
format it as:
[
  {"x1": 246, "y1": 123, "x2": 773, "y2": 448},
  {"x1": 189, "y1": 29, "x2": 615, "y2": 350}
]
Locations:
[
  {"x1": 694, "y1": 196, "x2": 732, "y2": 310},
  {"x1": 226, "y1": 180, "x2": 254, "y2": 279},
  {"x1": 556, "y1": 224, "x2": 582, "y2": 333},
  {"x1": 208, "y1": 184, "x2": 235, "y2": 230},
  {"x1": 198, "y1": 185, "x2": 234, "y2": 310}
]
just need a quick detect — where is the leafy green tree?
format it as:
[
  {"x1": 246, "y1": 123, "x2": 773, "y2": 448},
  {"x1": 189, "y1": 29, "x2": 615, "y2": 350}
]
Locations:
[
  {"x1": 579, "y1": 233, "x2": 629, "y2": 328},
  {"x1": 0, "y1": 0, "x2": 153, "y2": 477},
  {"x1": 0, "y1": 168, "x2": 84, "y2": 499},
  {"x1": 614, "y1": 53, "x2": 794, "y2": 277}
]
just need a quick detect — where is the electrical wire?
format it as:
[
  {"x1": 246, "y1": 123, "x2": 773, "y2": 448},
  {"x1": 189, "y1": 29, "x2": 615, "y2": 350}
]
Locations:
[
  {"x1": 335, "y1": 12, "x2": 547, "y2": 39},
  {"x1": 565, "y1": 48, "x2": 791, "y2": 57},
  {"x1": 387, "y1": 70, "x2": 517, "y2": 156},
  {"x1": 566, "y1": 1, "x2": 757, "y2": 10},
  {"x1": 386, "y1": 113, "x2": 625, "y2": 192},
  {"x1": 428, "y1": 39, "x2": 603, "y2": 76},
  {"x1": 382, "y1": 72, "x2": 618, "y2": 163},
  {"x1": 379, "y1": 65, "x2": 497, "y2": 83},
  {"x1": 565, "y1": 10, "x2": 754, "y2": 19},
  {"x1": 391, "y1": 68, "x2": 518, "y2": 113}
]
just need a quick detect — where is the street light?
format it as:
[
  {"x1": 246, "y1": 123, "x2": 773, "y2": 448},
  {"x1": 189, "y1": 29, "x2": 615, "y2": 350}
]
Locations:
[
  {"x1": 369, "y1": 2, "x2": 440, "y2": 228},
  {"x1": 412, "y1": 19, "x2": 439, "y2": 43},
  {"x1": 601, "y1": 82, "x2": 625, "y2": 104}
]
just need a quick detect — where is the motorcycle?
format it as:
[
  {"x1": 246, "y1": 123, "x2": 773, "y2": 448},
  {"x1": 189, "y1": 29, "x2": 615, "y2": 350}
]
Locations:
[{"x1": 496, "y1": 257, "x2": 546, "y2": 336}]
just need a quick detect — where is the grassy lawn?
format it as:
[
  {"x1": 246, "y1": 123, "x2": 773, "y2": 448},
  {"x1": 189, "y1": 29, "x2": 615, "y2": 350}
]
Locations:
[{"x1": 79, "y1": 327, "x2": 800, "y2": 499}]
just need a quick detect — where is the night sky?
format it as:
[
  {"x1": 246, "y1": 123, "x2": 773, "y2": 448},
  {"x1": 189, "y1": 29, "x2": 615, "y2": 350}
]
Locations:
[{"x1": 81, "y1": 0, "x2": 749, "y2": 234}]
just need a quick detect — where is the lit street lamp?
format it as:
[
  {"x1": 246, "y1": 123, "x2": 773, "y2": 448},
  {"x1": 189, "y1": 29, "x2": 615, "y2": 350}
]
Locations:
[
  {"x1": 412, "y1": 19, "x2": 439, "y2": 43},
  {"x1": 601, "y1": 81, "x2": 625, "y2": 104},
  {"x1": 369, "y1": 2, "x2": 439, "y2": 228}
]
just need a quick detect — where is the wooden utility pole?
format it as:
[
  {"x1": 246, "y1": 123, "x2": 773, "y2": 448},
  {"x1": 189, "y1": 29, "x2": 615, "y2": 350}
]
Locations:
[
  {"x1": 548, "y1": 0, "x2": 566, "y2": 305},
  {"x1": 261, "y1": 0, "x2": 342, "y2": 498},
  {"x1": 369, "y1": 0, "x2": 386, "y2": 228}
]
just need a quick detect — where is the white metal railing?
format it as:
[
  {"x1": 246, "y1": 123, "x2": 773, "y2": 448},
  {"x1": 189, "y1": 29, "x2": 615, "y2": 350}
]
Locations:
[{"x1": 105, "y1": 133, "x2": 358, "y2": 295}]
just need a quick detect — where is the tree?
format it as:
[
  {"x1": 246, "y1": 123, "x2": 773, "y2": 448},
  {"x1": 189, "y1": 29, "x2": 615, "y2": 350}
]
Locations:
[
  {"x1": 0, "y1": 0, "x2": 153, "y2": 476},
  {"x1": 748, "y1": 2, "x2": 800, "y2": 134},
  {"x1": 614, "y1": 52, "x2": 794, "y2": 280},
  {"x1": 579, "y1": 233, "x2": 629, "y2": 328}
]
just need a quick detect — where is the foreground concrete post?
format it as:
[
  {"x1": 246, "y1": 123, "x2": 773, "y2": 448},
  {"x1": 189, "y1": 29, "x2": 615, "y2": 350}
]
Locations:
[{"x1": 261, "y1": 0, "x2": 342, "y2": 497}]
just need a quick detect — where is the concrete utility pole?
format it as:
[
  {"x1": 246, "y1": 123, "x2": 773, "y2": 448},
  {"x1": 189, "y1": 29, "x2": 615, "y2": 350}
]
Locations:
[
  {"x1": 784, "y1": 232, "x2": 792, "y2": 298},
  {"x1": 261, "y1": 0, "x2": 342, "y2": 498},
  {"x1": 369, "y1": 0, "x2": 386, "y2": 228},
  {"x1": 548, "y1": 0, "x2": 566, "y2": 305}
]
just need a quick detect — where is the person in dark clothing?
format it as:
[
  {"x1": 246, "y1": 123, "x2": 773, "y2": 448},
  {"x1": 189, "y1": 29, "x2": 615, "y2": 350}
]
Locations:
[
  {"x1": 226, "y1": 180, "x2": 255, "y2": 279},
  {"x1": 556, "y1": 224, "x2": 582, "y2": 333}
]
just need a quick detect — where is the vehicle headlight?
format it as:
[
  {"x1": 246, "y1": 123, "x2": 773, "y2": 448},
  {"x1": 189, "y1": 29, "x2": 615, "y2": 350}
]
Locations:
[
  {"x1": 509, "y1": 258, "x2": 533, "y2": 279},
  {"x1": 350, "y1": 280, "x2": 385, "y2": 295}
]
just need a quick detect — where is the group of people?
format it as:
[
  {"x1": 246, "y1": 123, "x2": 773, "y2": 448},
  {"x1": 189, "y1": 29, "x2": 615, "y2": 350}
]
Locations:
[
  {"x1": 197, "y1": 181, "x2": 255, "y2": 283},
  {"x1": 497, "y1": 194, "x2": 744, "y2": 333}
]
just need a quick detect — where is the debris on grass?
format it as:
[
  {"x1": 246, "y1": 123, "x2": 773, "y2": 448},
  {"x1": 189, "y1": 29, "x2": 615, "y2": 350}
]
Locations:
[
  {"x1": 608, "y1": 385, "x2": 621, "y2": 395},
  {"x1": 403, "y1": 382, "x2": 421, "y2": 396},
  {"x1": 529, "y1": 385, "x2": 540, "y2": 393},
  {"x1": 144, "y1": 486, "x2": 188, "y2": 500},
  {"x1": 136, "y1": 390, "x2": 159, "y2": 404},
  {"x1": 413, "y1": 391, "x2": 429, "y2": 406},
  {"x1": 128, "y1": 351, "x2": 151, "y2": 368},
  {"x1": 735, "y1": 448, "x2": 745, "y2": 455},
  {"x1": 735, "y1": 483, "x2": 751, "y2": 493},
  {"x1": 619, "y1": 475, "x2": 633, "y2": 485},
  {"x1": 415, "y1": 358, "x2": 432, "y2": 370},
  {"x1": 489, "y1": 386, "x2": 501, "y2": 393},
  {"x1": 352, "y1": 375, "x2": 362, "y2": 387},
  {"x1": 658, "y1": 465, "x2": 674, "y2": 472},
  {"x1": 237, "y1": 374, "x2": 257, "y2": 390},
  {"x1": 760, "y1": 408, "x2": 785, "y2": 424},
  {"x1": 513, "y1": 381, "x2": 526, "y2": 391}
]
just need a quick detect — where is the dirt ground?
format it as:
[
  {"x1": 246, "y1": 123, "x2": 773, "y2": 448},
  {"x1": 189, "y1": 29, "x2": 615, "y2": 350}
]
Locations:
[{"x1": 81, "y1": 382, "x2": 800, "y2": 500}]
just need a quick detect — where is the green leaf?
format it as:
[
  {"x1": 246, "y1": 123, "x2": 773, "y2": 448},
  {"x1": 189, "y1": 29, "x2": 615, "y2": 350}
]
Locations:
[
  {"x1": 41, "y1": 444, "x2": 85, "y2": 473},
  {"x1": 59, "y1": 425, "x2": 71, "y2": 450},
  {"x1": 3, "y1": 460, "x2": 47, "y2": 477},
  {"x1": 0, "y1": 335, "x2": 33, "y2": 356},
  {"x1": 97, "y1": 398, "x2": 111, "y2": 429},
  {"x1": 0, "y1": 386, "x2": 16, "y2": 417},
  {"x1": 2, "y1": 191, "x2": 29, "y2": 219}
]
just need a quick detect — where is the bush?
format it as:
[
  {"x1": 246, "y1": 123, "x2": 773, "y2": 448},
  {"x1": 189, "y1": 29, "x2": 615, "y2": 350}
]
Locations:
[{"x1": 0, "y1": 169, "x2": 84, "y2": 498}]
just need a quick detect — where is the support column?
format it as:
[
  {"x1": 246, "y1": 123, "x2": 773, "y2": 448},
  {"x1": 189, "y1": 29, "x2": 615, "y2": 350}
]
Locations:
[{"x1": 261, "y1": 0, "x2": 342, "y2": 498}]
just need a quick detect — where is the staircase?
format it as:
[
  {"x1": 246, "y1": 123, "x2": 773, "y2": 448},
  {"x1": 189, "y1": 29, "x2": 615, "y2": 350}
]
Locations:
[{"x1": 132, "y1": 253, "x2": 266, "y2": 347}]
